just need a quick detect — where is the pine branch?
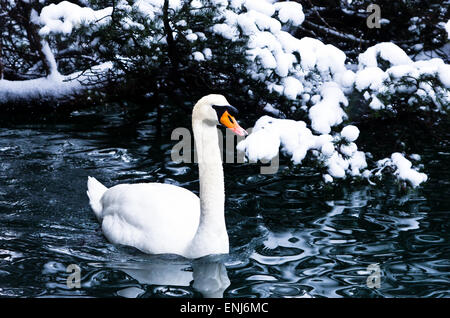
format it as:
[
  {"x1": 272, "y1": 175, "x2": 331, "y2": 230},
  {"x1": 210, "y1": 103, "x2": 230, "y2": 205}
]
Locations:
[
  {"x1": 13, "y1": 1, "x2": 53, "y2": 76},
  {"x1": 302, "y1": 20, "x2": 370, "y2": 45}
]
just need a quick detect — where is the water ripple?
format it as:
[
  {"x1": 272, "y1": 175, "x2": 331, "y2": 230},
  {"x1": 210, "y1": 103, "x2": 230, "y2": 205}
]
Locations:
[{"x1": 0, "y1": 113, "x2": 449, "y2": 298}]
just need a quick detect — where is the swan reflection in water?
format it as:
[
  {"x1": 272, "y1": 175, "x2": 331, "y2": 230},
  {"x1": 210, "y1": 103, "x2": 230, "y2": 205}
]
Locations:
[{"x1": 114, "y1": 255, "x2": 230, "y2": 298}]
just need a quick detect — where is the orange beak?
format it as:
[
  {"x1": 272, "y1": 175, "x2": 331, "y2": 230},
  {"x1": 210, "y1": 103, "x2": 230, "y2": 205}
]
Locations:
[{"x1": 219, "y1": 111, "x2": 248, "y2": 136}]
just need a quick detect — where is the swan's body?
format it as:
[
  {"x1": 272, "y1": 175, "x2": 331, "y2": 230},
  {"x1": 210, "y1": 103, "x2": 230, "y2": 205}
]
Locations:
[
  {"x1": 87, "y1": 94, "x2": 246, "y2": 259},
  {"x1": 88, "y1": 180, "x2": 200, "y2": 255}
]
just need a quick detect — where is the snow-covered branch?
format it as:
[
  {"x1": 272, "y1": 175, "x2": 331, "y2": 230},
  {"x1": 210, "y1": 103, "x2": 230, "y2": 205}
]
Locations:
[
  {"x1": 0, "y1": 0, "x2": 448, "y2": 188},
  {"x1": 302, "y1": 20, "x2": 370, "y2": 45}
]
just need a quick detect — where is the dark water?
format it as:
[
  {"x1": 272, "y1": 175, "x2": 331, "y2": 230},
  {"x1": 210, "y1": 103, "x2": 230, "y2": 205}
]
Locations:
[{"x1": 0, "y1": 105, "x2": 449, "y2": 298}]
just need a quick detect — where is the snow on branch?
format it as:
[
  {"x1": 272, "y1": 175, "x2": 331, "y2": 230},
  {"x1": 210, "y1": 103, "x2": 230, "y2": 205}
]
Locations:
[
  {"x1": 213, "y1": 1, "x2": 440, "y2": 188},
  {"x1": 0, "y1": 62, "x2": 113, "y2": 104},
  {"x1": 1, "y1": 0, "x2": 446, "y2": 188},
  {"x1": 302, "y1": 20, "x2": 370, "y2": 45},
  {"x1": 38, "y1": 1, "x2": 113, "y2": 36},
  {"x1": 354, "y1": 42, "x2": 450, "y2": 113},
  {"x1": 0, "y1": 1, "x2": 115, "y2": 106}
]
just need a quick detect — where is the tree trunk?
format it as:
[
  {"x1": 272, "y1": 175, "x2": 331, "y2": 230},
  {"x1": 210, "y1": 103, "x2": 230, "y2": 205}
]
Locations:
[
  {"x1": 163, "y1": 0, "x2": 178, "y2": 69},
  {"x1": 15, "y1": 0, "x2": 54, "y2": 76}
]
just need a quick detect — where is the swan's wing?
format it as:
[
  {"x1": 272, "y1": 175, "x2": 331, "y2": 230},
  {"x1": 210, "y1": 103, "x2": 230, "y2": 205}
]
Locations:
[{"x1": 99, "y1": 183, "x2": 200, "y2": 255}]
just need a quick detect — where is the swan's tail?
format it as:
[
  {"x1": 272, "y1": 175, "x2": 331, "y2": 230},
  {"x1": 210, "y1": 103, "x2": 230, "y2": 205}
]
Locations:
[{"x1": 87, "y1": 176, "x2": 108, "y2": 221}]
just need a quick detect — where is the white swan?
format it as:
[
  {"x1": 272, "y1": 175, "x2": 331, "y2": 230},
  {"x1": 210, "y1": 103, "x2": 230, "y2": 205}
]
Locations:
[{"x1": 87, "y1": 94, "x2": 247, "y2": 259}]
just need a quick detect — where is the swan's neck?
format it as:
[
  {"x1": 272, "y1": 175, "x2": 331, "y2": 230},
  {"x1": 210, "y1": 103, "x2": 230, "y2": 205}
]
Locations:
[{"x1": 192, "y1": 118, "x2": 227, "y2": 242}]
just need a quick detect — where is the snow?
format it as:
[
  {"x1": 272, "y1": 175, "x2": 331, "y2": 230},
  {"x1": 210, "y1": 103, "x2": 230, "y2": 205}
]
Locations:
[
  {"x1": 355, "y1": 67, "x2": 387, "y2": 91},
  {"x1": 256, "y1": 48, "x2": 277, "y2": 69},
  {"x1": 237, "y1": 127, "x2": 280, "y2": 163},
  {"x1": 282, "y1": 76, "x2": 303, "y2": 100},
  {"x1": 336, "y1": 70, "x2": 356, "y2": 89},
  {"x1": 438, "y1": 63, "x2": 450, "y2": 88},
  {"x1": 355, "y1": 44, "x2": 450, "y2": 113},
  {"x1": 274, "y1": 52, "x2": 295, "y2": 77},
  {"x1": 213, "y1": 0, "x2": 348, "y2": 119},
  {"x1": 210, "y1": 0, "x2": 355, "y2": 141},
  {"x1": 192, "y1": 51, "x2": 205, "y2": 61},
  {"x1": 310, "y1": 94, "x2": 321, "y2": 104},
  {"x1": 202, "y1": 48, "x2": 212, "y2": 60},
  {"x1": 40, "y1": 40, "x2": 60, "y2": 77},
  {"x1": 186, "y1": 33, "x2": 198, "y2": 42},
  {"x1": 348, "y1": 151, "x2": 367, "y2": 176},
  {"x1": 323, "y1": 174, "x2": 333, "y2": 183},
  {"x1": 369, "y1": 95, "x2": 385, "y2": 110},
  {"x1": 294, "y1": 37, "x2": 346, "y2": 74},
  {"x1": 358, "y1": 42, "x2": 412, "y2": 70},
  {"x1": 390, "y1": 153, "x2": 428, "y2": 187},
  {"x1": 246, "y1": 10, "x2": 281, "y2": 33},
  {"x1": 386, "y1": 59, "x2": 447, "y2": 84},
  {"x1": 0, "y1": 76, "x2": 81, "y2": 102},
  {"x1": 248, "y1": 31, "x2": 280, "y2": 51},
  {"x1": 238, "y1": 116, "x2": 313, "y2": 164},
  {"x1": 274, "y1": 2, "x2": 305, "y2": 26},
  {"x1": 237, "y1": 115, "x2": 369, "y2": 180},
  {"x1": 340, "y1": 142, "x2": 357, "y2": 157},
  {"x1": 5, "y1": 3, "x2": 122, "y2": 98},
  {"x1": 236, "y1": 13, "x2": 258, "y2": 35},
  {"x1": 370, "y1": 152, "x2": 427, "y2": 187},
  {"x1": 39, "y1": 1, "x2": 113, "y2": 36},
  {"x1": 321, "y1": 142, "x2": 335, "y2": 157},
  {"x1": 327, "y1": 154, "x2": 346, "y2": 179},
  {"x1": 316, "y1": 44, "x2": 347, "y2": 75},
  {"x1": 3, "y1": 0, "x2": 439, "y2": 189},
  {"x1": 244, "y1": 0, "x2": 275, "y2": 17},
  {"x1": 409, "y1": 154, "x2": 421, "y2": 161},
  {"x1": 212, "y1": 23, "x2": 239, "y2": 41},
  {"x1": 135, "y1": 0, "x2": 182, "y2": 11},
  {"x1": 30, "y1": 8, "x2": 40, "y2": 24},
  {"x1": 212, "y1": 0, "x2": 229, "y2": 7},
  {"x1": 195, "y1": 32, "x2": 206, "y2": 40},
  {"x1": 191, "y1": 0, "x2": 203, "y2": 9},
  {"x1": 308, "y1": 82, "x2": 348, "y2": 134},
  {"x1": 0, "y1": 62, "x2": 113, "y2": 103},
  {"x1": 263, "y1": 103, "x2": 283, "y2": 117},
  {"x1": 340, "y1": 125, "x2": 360, "y2": 142}
]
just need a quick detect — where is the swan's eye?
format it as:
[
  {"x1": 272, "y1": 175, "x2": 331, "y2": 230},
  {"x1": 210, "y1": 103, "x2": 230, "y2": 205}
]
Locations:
[{"x1": 212, "y1": 104, "x2": 238, "y2": 118}]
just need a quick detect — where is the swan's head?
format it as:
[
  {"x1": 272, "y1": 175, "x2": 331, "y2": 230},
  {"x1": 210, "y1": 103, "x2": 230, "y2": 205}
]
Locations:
[{"x1": 193, "y1": 94, "x2": 248, "y2": 136}]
